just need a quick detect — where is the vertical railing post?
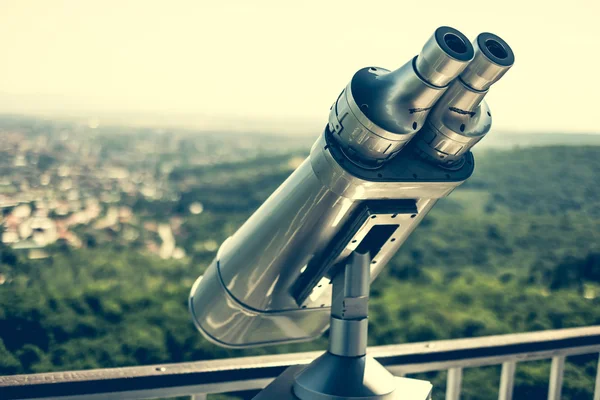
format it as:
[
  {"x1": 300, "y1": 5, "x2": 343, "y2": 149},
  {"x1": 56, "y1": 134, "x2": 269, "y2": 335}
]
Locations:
[
  {"x1": 547, "y1": 355, "x2": 565, "y2": 400},
  {"x1": 498, "y1": 361, "x2": 517, "y2": 400},
  {"x1": 594, "y1": 354, "x2": 600, "y2": 400},
  {"x1": 446, "y1": 367, "x2": 463, "y2": 400}
]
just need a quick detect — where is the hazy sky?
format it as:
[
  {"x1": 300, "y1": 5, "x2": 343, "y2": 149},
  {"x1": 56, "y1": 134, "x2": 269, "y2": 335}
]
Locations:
[{"x1": 0, "y1": 0, "x2": 598, "y2": 133}]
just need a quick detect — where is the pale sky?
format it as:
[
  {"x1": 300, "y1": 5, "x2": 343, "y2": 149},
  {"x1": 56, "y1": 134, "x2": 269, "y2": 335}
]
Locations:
[{"x1": 0, "y1": 0, "x2": 598, "y2": 134}]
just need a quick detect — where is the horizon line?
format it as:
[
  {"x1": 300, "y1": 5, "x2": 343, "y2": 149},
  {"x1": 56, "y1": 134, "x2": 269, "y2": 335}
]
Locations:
[{"x1": 0, "y1": 111, "x2": 599, "y2": 137}]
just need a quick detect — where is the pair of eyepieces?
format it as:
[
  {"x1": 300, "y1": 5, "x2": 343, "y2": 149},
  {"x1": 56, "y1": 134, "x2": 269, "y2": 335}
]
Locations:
[{"x1": 416, "y1": 26, "x2": 514, "y2": 91}]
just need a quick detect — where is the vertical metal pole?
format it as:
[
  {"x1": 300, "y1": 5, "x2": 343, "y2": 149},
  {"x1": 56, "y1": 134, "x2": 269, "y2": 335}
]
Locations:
[
  {"x1": 547, "y1": 355, "x2": 565, "y2": 400},
  {"x1": 594, "y1": 354, "x2": 600, "y2": 400},
  {"x1": 328, "y1": 250, "x2": 370, "y2": 358},
  {"x1": 446, "y1": 367, "x2": 463, "y2": 400},
  {"x1": 498, "y1": 361, "x2": 517, "y2": 400},
  {"x1": 190, "y1": 394, "x2": 207, "y2": 400}
]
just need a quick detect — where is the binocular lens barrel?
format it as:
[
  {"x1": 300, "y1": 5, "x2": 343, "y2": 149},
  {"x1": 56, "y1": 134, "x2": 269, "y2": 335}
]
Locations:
[
  {"x1": 414, "y1": 32, "x2": 514, "y2": 167},
  {"x1": 416, "y1": 27, "x2": 475, "y2": 87}
]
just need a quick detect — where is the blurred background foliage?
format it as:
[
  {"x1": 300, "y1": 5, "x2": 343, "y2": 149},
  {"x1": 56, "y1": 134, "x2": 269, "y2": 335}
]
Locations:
[{"x1": 1, "y1": 138, "x2": 600, "y2": 399}]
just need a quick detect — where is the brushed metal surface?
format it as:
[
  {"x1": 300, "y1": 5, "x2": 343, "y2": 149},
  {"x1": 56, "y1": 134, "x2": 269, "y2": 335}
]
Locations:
[
  {"x1": 189, "y1": 130, "x2": 470, "y2": 346},
  {"x1": 189, "y1": 128, "x2": 472, "y2": 347}
]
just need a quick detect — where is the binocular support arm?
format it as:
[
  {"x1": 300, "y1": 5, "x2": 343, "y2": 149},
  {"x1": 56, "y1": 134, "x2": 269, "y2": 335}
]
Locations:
[
  {"x1": 329, "y1": 250, "x2": 371, "y2": 357},
  {"x1": 292, "y1": 251, "x2": 399, "y2": 400},
  {"x1": 254, "y1": 251, "x2": 433, "y2": 400}
]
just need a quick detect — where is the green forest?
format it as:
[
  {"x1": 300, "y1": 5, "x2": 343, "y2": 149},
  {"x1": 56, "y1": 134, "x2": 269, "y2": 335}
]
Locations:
[{"x1": 1, "y1": 144, "x2": 600, "y2": 399}]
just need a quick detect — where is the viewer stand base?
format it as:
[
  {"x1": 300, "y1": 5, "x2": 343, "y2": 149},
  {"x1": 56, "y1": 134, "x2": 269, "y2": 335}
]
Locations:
[{"x1": 253, "y1": 364, "x2": 432, "y2": 400}]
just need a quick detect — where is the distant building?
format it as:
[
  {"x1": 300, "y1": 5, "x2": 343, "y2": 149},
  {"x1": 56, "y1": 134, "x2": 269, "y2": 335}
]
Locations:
[
  {"x1": 28, "y1": 249, "x2": 50, "y2": 260},
  {"x1": 189, "y1": 202, "x2": 204, "y2": 215},
  {"x1": 2, "y1": 230, "x2": 19, "y2": 244},
  {"x1": 158, "y1": 223, "x2": 175, "y2": 259}
]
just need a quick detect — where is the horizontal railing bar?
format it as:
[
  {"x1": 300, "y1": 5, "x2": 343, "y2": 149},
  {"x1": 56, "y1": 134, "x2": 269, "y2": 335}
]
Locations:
[
  {"x1": 371, "y1": 325, "x2": 600, "y2": 368},
  {"x1": 1, "y1": 326, "x2": 600, "y2": 400},
  {"x1": 386, "y1": 344, "x2": 600, "y2": 375}
]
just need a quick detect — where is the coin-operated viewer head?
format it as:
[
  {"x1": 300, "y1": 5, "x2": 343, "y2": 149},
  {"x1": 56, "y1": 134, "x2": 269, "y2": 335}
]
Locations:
[{"x1": 189, "y1": 27, "x2": 514, "y2": 349}]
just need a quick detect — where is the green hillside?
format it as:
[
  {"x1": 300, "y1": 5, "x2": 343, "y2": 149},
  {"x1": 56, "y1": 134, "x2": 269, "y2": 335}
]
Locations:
[{"x1": 1, "y1": 145, "x2": 599, "y2": 399}]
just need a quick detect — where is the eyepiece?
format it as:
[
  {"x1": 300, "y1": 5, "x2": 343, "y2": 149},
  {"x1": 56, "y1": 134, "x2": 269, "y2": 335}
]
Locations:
[
  {"x1": 460, "y1": 32, "x2": 515, "y2": 91},
  {"x1": 326, "y1": 26, "x2": 477, "y2": 167},
  {"x1": 412, "y1": 32, "x2": 514, "y2": 167},
  {"x1": 444, "y1": 33, "x2": 469, "y2": 54},
  {"x1": 415, "y1": 26, "x2": 475, "y2": 87},
  {"x1": 485, "y1": 39, "x2": 508, "y2": 59}
]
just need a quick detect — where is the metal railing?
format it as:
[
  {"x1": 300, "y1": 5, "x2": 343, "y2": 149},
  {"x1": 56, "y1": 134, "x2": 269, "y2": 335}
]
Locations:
[{"x1": 2, "y1": 326, "x2": 600, "y2": 400}]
